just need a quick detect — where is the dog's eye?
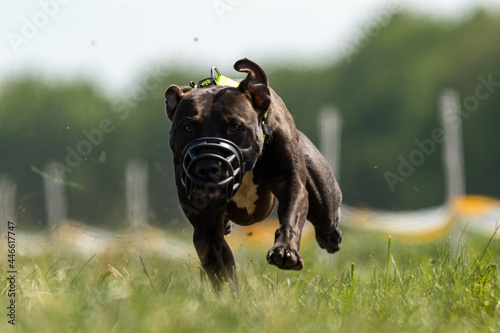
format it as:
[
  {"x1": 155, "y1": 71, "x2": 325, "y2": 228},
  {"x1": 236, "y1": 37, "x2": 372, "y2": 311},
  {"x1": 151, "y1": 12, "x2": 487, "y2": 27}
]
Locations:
[
  {"x1": 184, "y1": 125, "x2": 194, "y2": 133},
  {"x1": 229, "y1": 124, "x2": 241, "y2": 132}
]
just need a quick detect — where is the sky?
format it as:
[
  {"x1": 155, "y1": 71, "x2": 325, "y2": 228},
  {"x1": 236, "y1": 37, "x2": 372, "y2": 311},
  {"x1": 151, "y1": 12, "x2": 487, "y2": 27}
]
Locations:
[{"x1": 1, "y1": 0, "x2": 499, "y2": 95}]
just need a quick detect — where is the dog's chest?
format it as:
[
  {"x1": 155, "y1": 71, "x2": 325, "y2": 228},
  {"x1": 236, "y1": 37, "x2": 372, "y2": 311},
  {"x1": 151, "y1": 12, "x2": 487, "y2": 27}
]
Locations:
[{"x1": 230, "y1": 170, "x2": 259, "y2": 215}]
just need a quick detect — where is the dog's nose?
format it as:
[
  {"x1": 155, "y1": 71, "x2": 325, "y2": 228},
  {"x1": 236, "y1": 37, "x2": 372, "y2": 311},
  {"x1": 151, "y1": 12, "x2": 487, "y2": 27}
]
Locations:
[{"x1": 194, "y1": 160, "x2": 222, "y2": 181}]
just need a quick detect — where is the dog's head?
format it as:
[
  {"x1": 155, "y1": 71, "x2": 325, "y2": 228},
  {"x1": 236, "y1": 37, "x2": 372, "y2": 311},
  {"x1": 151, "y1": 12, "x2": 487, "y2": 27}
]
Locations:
[{"x1": 165, "y1": 58, "x2": 271, "y2": 208}]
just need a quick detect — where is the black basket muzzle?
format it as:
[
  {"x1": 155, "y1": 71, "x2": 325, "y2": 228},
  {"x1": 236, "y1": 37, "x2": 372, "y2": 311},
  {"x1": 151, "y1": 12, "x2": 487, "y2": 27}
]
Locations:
[{"x1": 178, "y1": 137, "x2": 255, "y2": 209}]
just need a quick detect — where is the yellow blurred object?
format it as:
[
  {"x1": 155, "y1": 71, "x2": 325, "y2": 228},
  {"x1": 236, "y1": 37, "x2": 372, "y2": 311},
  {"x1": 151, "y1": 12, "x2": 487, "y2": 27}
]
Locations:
[
  {"x1": 450, "y1": 195, "x2": 500, "y2": 238},
  {"x1": 451, "y1": 195, "x2": 500, "y2": 214}
]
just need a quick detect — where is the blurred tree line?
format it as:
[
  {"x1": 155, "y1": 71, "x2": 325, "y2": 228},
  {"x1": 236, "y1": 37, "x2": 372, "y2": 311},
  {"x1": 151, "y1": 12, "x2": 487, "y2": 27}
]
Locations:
[{"x1": 1, "y1": 10, "x2": 499, "y2": 230}]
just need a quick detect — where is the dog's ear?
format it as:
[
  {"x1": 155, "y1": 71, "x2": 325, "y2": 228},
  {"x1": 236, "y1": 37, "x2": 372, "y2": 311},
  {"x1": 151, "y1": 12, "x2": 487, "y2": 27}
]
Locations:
[
  {"x1": 234, "y1": 58, "x2": 271, "y2": 112},
  {"x1": 165, "y1": 85, "x2": 192, "y2": 121}
]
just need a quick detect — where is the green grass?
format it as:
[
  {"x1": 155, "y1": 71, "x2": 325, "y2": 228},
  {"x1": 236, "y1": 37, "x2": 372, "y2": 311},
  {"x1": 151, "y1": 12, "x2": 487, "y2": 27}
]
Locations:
[{"x1": 2, "y1": 228, "x2": 500, "y2": 333}]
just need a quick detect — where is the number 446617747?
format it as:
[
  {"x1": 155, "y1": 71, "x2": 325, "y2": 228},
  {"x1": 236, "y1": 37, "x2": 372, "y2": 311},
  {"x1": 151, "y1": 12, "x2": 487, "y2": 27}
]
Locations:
[{"x1": 7, "y1": 221, "x2": 16, "y2": 270}]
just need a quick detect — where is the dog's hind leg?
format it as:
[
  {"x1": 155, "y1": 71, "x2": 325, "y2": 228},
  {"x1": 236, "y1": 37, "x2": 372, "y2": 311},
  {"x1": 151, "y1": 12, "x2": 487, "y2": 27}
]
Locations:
[{"x1": 298, "y1": 132, "x2": 343, "y2": 254}]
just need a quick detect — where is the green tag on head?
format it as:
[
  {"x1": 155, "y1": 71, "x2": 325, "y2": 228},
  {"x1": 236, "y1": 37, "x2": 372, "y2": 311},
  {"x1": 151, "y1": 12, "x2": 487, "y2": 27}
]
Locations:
[
  {"x1": 215, "y1": 75, "x2": 239, "y2": 88},
  {"x1": 190, "y1": 67, "x2": 240, "y2": 89}
]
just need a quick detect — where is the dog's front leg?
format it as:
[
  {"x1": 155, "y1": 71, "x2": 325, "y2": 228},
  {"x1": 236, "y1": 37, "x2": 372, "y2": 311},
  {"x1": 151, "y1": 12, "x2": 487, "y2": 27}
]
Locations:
[
  {"x1": 267, "y1": 176, "x2": 309, "y2": 270},
  {"x1": 192, "y1": 223, "x2": 238, "y2": 291}
]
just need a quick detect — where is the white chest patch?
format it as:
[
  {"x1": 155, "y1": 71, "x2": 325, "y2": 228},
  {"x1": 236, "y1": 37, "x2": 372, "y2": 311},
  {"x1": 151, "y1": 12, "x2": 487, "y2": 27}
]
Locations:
[{"x1": 230, "y1": 170, "x2": 259, "y2": 215}]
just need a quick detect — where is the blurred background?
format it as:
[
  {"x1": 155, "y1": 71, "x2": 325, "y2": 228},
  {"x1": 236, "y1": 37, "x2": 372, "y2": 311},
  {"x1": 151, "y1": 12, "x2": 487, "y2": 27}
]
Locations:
[{"x1": 1, "y1": 0, "x2": 499, "y2": 235}]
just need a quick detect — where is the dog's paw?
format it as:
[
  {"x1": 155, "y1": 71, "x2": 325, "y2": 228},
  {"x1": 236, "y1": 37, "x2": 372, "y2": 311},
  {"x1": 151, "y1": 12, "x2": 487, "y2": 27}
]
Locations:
[
  {"x1": 266, "y1": 246, "x2": 304, "y2": 270},
  {"x1": 315, "y1": 227, "x2": 342, "y2": 254}
]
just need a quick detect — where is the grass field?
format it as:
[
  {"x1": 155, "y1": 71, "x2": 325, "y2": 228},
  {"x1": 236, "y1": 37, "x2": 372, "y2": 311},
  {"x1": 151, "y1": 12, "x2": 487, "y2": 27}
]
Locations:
[{"x1": 1, "y1": 226, "x2": 499, "y2": 333}]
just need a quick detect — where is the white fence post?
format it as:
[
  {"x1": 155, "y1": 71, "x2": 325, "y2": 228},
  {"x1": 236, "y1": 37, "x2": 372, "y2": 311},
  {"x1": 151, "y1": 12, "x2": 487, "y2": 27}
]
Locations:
[
  {"x1": 0, "y1": 174, "x2": 17, "y2": 237},
  {"x1": 318, "y1": 107, "x2": 342, "y2": 268},
  {"x1": 44, "y1": 161, "x2": 68, "y2": 230},
  {"x1": 439, "y1": 89, "x2": 466, "y2": 203},
  {"x1": 126, "y1": 159, "x2": 149, "y2": 228},
  {"x1": 440, "y1": 89, "x2": 466, "y2": 254}
]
